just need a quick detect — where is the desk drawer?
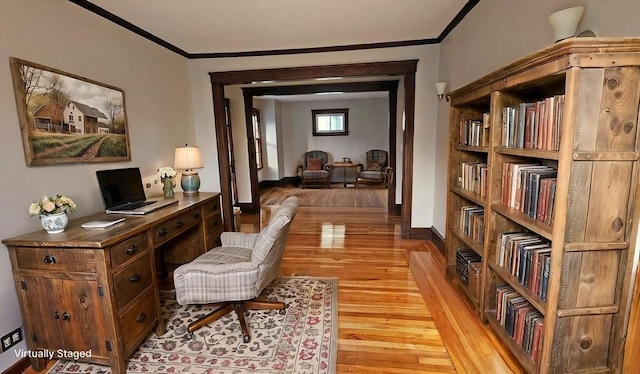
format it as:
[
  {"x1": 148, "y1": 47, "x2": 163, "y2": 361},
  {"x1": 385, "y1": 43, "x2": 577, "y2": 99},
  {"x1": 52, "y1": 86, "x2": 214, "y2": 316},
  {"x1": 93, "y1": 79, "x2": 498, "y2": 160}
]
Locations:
[
  {"x1": 120, "y1": 286, "x2": 157, "y2": 355},
  {"x1": 110, "y1": 233, "x2": 149, "y2": 268},
  {"x1": 204, "y1": 197, "x2": 221, "y2": 216},
  {"x1": 13, "y1": 247, "x2": 96, "y2": 273},
  {"x1": 112, "y1": 252, "x2": 153, "y2": 310},
  {"x1": 205, "y1": 211, "x2": 223, "y2": 250},
  {"x1": 152, "y1": 208, "x2": 200, "y2": 246}
]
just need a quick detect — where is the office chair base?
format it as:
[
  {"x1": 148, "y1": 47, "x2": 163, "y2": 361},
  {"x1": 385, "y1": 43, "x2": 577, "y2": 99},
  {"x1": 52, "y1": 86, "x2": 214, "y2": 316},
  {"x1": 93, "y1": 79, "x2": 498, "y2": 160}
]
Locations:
[{"x1": 186, "y1": 299, "x2": 287, "y2": 342}]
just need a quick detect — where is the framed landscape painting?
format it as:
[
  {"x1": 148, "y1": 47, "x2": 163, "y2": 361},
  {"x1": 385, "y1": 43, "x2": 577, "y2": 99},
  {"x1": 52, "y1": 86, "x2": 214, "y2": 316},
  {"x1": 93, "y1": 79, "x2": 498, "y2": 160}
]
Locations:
[{"x1": 9, "y1": 57, "x2": 131, "y2": 165}]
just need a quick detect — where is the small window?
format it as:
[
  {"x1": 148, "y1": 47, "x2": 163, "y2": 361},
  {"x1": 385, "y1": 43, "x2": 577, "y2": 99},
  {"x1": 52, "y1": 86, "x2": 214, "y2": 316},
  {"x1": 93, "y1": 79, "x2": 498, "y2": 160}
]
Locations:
[{"x1": 312, "y1": 108, "x2": 349, "y2": 136}]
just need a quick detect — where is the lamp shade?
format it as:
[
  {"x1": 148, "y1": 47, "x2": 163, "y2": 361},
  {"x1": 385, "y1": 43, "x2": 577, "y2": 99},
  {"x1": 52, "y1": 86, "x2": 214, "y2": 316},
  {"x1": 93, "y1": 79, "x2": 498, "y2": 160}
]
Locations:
[
  {"x1": 435, "y1": 82, "x2": 447, "y2": 96},
  {"x1": 174, "y1": 145, "x2": 203, "y2": 170}
]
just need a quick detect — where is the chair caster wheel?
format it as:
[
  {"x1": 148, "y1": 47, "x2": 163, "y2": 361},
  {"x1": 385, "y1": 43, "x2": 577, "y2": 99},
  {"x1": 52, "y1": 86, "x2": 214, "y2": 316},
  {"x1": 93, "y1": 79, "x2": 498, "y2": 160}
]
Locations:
[
  {"x1": 243, "y1": 335, "x2": 251, "y2": 343},
  {"x1": 185, "y1": 333, "x2": 194, "y2": 340}
]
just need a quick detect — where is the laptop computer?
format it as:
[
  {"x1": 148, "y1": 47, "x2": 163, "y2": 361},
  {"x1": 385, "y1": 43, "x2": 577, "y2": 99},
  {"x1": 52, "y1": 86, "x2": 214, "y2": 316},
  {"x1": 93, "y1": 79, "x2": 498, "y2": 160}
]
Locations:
[{"x1": 96, "y1": 167, "x2": 178, "y2": 215}]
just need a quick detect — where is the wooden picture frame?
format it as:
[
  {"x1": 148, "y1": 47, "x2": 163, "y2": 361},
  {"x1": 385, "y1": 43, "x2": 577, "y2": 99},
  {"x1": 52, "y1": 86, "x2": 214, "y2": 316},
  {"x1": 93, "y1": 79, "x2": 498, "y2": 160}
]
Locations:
[{"x1": 9, "y1": 57, "x2": 131, "y2": 165}]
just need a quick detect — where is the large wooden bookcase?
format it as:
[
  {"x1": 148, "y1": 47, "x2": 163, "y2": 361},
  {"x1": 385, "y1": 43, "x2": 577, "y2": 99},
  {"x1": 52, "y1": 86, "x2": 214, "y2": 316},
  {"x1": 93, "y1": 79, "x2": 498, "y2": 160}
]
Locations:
[{"x1": 444, "y1": 38, "x2": 640, "y2": 373}]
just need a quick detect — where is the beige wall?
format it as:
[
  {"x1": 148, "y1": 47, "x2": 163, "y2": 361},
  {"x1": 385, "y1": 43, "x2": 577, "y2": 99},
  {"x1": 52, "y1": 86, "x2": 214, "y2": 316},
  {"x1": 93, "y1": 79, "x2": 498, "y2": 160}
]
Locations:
[
  {"x1": 0, "y1": 1, "x2": 195, "y2": 370},
  {"x1": 433, "y1": 0, "x2": 640, "y2": 237}
]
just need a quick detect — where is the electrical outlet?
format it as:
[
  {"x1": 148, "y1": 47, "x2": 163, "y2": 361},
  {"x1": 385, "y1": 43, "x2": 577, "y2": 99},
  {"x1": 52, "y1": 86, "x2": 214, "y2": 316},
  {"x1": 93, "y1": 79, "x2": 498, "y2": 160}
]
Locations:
[{"x1": 1, "y1": 327, "x2": 22, "y2": 352}]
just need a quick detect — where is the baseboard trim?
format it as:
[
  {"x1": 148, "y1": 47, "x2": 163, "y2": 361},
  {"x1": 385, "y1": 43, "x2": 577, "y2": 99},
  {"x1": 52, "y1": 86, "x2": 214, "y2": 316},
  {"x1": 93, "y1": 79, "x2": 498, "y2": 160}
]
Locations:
[
  {"x1": 259, "y1": 177, "x2": 299, "y2": 191},
  {"x1": 430, "y1": 227, "x2": 445, "y2": 255},
  {"x1": 3, "y1": 357, "x2": 31, "y2": 374},
  {"x1": 407, "y1": 227, "x2": 431, "y2": 240}
]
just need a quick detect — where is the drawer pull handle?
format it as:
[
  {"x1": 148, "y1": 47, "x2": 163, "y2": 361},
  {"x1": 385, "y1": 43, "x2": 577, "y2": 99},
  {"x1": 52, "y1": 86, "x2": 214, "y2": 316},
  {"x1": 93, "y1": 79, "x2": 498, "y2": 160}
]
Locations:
[
  {"x1": 136, "y1": 313, "x2": 146, "y2": 322},
  {"x1": 129, "y1": 273, "x2": 141, "y2": 283},
  {"x1": 62, "y1": 312, "x2": 71, "y2": 322},
  {"x1": 175, "y1": 221, "x2": 183, "y2": 228},
  {"x1": 43, "y1": 255, "x2": 56, "y2": 264},
  {"x1": 159, "y1": 228, "x2": 168, "y2": 236},
  {"x1": 125, "y1": 245, "x2": 137, "y2": 256},
  {"x1": 192, "y1": 212, "x2": 200, "y2": 219},
  {"x1": 54, "y1": 311, "x2": 60, "y2": 319}
]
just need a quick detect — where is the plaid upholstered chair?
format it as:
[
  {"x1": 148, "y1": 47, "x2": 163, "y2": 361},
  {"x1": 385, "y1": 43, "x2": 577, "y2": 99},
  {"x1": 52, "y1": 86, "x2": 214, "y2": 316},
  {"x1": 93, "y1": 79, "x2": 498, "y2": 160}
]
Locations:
[
  {"x1": 173, "y1": 197, "x2": 299, "y2": 343},
  {"x1": 297, "y1": 150, "x2": 332, "y2": 188},
  {"x1": 356, "y1": 149, "x2": 393, "y2": 188}
]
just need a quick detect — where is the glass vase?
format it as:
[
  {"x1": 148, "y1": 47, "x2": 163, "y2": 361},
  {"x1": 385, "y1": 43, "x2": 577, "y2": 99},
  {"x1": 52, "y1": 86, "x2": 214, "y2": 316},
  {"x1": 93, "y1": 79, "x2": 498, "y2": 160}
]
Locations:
[{"x1": 162, "y1": 178, "x2": 175, "y2": 199}]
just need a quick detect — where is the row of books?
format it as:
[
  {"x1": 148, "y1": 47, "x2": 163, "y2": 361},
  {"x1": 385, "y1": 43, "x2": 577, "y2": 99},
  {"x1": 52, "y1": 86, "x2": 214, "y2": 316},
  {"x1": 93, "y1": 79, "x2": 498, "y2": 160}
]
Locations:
[
  {"x1": 496, "y1": 286, "x2": 544, "y2": 363},
  {"x1": 501, "y1": 95, "x2": 564, "y2": 150},
  {"x1": 458, "y1": 114, "x2": 490, "y2": 147},
  {"x1": 496, "y1": 232, "x2": 551, "y2": 301},
  {"x1": 456, "y1": 248, "x2": 481, "y2": 285},
  {"x1": 501, "y1": 163, "x2": 557, "y2": 225},
  {"x1": 460, "y1": 205, "x2": 484, "y2": 243},
  {"x1": 459, "y1": 162, "x2": 488, "y2": 197}
]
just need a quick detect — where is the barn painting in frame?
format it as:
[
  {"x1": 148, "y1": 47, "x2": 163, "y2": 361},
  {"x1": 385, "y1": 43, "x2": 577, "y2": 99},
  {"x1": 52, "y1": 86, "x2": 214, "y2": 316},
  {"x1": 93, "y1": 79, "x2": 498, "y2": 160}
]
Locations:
[{"x1": 9, "y1": 57, "x2": 131, "y2": 165}]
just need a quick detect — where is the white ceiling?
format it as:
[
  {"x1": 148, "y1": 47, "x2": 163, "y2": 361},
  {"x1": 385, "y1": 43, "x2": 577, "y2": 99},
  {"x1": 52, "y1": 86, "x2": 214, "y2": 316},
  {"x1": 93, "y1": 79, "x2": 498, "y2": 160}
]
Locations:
[
  {"x1": 83, "y1": 0, "x2": 469, "y2": 101},
  {"x1": 87, "y1": 0, "x2": 469, "y2": 55}
]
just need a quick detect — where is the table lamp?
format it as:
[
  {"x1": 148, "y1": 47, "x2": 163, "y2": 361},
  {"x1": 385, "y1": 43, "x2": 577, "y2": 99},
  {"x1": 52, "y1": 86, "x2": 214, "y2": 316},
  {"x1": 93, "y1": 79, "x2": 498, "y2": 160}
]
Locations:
[{"x1": 174, "y1": 144, "x2": 203, "y2": 193}]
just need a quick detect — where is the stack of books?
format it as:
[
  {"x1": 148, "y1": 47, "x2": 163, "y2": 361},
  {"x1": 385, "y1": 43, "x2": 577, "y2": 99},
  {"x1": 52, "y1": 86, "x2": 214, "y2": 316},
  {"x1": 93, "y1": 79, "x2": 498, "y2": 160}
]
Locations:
[
  {"x1": 501, "y1": 163, "x2": 557, "y2": 225},
  {"x1": 458, "y1": 114, "x2": 490, "y2": 147},
  {"x1": 496, "y1": 232, "x2": 552, "y2": 301},
  {"x1": 460, "y1": 205, "x2": 484, "y2": 243},
  {"x1": 496, "y1": 286, "x2": 545, "y2": 363},
  {"x1": 501, "y1": 95, "x2": 565, "y2": 150},
  {"x1": 456, "y1": 248, "x2": 482, "y2": 285},
  {"x1": 459, "y1": 162, "x2": 488, "y2": 197}
]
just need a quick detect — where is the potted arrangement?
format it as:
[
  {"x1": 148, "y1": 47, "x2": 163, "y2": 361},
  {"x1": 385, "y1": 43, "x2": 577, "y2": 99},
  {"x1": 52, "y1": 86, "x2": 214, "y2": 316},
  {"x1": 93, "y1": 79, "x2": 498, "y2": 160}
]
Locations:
[{"x1": 29, "y1": 195, "x2": 77, "y2": 234}]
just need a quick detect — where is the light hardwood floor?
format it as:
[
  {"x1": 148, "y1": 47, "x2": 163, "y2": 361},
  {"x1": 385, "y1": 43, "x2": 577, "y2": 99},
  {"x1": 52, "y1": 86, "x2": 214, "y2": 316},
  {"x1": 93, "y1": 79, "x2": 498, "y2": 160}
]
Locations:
[
  {"x1": 258, "y1": 187, "x2": 524, "y2": 373},
  {"x1": 23, "y1": 187, "x2": 523, "y2": 373}
]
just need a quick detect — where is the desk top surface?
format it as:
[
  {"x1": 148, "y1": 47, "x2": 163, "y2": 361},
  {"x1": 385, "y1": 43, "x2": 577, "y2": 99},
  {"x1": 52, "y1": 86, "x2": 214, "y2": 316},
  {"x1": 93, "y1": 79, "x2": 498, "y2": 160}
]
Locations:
[{"x1": 2, "y1": 192, "x2": 220, "y2": 249}]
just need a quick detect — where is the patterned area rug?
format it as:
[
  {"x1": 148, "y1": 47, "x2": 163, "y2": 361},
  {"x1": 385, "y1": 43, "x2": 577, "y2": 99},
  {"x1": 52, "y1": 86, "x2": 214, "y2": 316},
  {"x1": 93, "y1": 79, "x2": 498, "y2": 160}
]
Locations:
[{"x1": 48, "y1": 277, "x2": 338, "y2": 374}]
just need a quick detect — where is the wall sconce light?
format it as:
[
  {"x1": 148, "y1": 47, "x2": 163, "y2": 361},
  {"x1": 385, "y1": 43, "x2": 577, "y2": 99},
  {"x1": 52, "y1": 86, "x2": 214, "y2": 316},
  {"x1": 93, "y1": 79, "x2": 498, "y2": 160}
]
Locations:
[
  {"x1": 436, "y1": 81, "x2": 449, "y2": 102},
  {"x1": 174, "y1": 144, "x2": 203, "y2": 194}
]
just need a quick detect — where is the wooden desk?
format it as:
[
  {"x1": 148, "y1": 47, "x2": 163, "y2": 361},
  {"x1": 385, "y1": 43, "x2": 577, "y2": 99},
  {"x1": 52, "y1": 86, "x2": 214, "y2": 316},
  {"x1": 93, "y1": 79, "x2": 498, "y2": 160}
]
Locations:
[
  {"x1": 2, "y1": 192, "x2": 222, "y2": 374},
  {"x1": 332, "y1": 162, "x2": 359, "y2": 187}
]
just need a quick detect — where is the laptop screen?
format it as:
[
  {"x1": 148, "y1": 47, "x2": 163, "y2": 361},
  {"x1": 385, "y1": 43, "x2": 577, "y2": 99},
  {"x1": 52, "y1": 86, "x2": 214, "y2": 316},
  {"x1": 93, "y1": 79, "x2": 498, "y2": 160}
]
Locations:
[{"x1": 96, "y1": 167, "x2": 147, "y2": 209}]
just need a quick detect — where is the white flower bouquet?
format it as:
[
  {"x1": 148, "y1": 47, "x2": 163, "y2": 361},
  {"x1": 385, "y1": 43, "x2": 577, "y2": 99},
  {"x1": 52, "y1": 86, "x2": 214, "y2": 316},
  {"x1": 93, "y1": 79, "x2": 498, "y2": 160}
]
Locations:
[
  {"x1": 158, "y1": 166, "x2": 177, "y2": 181},
  {"x1": 29, "y1": 195, "x2": 77, "y2": 216}
]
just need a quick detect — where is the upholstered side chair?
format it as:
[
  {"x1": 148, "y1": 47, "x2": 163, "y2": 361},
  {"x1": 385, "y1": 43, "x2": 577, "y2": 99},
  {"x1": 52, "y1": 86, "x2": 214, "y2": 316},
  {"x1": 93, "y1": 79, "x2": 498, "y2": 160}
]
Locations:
[
  {"x1": 297, "y1": 150, "x2": 332, "y2": 188},
  {"x1": 173, "y1": 196, "x2": 299, "y2": 343},
  {"x1": 356, "y1": 149, "x2": 393, "y2": 188}
]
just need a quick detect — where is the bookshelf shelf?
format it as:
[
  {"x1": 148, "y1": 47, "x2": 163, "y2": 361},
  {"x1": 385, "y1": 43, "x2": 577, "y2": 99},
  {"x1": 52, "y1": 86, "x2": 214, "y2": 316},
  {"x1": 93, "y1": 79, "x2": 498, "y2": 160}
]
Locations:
[
  {"x1": 450, "y1": 186, "x2": 484, "y2": 206},
  {"x1": 444, "y1": 38, "x2": 640, "y2": 373},
  {"x1": 484, "y1": 311, "x2": 538, "y2": 374},
  {"x1": 450, "y1": 228, "x2": 483, "y2": 257},
  {"x1": 454, "y1": 145, "x2": 489, "y2": 153},
  {"x1": 495, "y1": 147, "x2": 559, "y2": 160},
  {"x1": 488, "y1": 263, "x2": 546, "y2": 314},
  {"x1": 491, "y1": 204, "x2": 553, "y2": 241}
]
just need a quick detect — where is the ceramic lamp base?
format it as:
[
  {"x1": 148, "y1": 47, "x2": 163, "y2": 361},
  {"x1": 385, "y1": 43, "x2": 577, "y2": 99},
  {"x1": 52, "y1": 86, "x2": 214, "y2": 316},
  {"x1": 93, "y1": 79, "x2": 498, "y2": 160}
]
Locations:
[{"x1": 181, "y1": 172, "x2": 201, "y2": 194}]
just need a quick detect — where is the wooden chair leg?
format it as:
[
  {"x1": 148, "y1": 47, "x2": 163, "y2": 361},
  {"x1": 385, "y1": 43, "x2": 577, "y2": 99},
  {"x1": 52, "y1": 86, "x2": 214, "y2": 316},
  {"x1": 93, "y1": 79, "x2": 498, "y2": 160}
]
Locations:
[
  {"x1": 234, "y1": 303, "x2": 251, "y2": 343},
  {"x1": 187, "y1": 303, "x2": 234, "y2": 333},
  {"x1": 244, "y1": 299, "x2": 286, "y2": 311}
]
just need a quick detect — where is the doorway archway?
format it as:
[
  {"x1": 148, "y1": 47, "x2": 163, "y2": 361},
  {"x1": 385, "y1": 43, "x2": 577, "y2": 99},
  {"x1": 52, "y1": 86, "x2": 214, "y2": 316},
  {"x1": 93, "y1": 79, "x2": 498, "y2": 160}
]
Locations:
[{"x1": 210, "y1": 60, "x2": 417, "y2": 237}]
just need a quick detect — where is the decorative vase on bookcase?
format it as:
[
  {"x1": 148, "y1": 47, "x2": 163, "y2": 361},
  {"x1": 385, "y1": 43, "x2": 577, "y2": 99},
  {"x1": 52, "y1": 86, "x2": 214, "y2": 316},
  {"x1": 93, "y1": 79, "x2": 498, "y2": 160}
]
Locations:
[
  {"x1": 40, "y1": 212, "x2": 68, "y2": 234},
  {"x1": 548, "y1": 6, "x2": 584, "y2": 42},
  {"x1": 162, "y1": 178, "x2": 175, "y2": 199}
]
